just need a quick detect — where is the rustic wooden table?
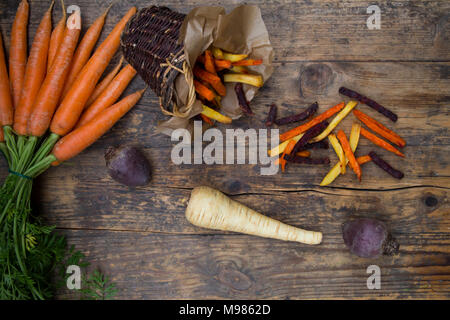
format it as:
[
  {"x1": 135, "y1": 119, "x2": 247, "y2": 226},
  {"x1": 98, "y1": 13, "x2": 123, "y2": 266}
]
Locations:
[{"x1": 1, "y1": 0, "x2": 449, "y2": 299}]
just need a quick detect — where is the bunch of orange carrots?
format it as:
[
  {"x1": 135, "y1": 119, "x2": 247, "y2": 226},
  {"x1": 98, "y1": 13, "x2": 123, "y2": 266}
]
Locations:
[
  {"x1": 0, "y1": 1, "x2": 142, "y2": 299},
  {"x1": 268, "y1": 89, "x2": 406, "y2": 183},
  {"x1": 194, "y1": 47, "x2": 264, "y2": 125}
]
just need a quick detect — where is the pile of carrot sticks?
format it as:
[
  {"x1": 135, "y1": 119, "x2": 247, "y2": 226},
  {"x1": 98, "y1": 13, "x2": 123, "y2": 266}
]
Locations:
[{"x1": 267, "y1": 87, "x2": 406, "y2": 183}]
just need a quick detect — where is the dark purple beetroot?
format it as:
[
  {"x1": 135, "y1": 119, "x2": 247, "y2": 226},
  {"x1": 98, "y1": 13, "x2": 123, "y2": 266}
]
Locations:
[
  {"x1": 105, "y1": 146, "x2": 151, "y2": 187},
  {"x1": 342, "y1": 218, "x2": 399, "y2": 258}
]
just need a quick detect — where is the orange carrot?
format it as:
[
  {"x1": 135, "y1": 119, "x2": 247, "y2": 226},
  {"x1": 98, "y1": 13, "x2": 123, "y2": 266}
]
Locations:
[
  {"x1": 280, "y1": 102, "x2": 345, "y2": 142},
  {"x1": 48, "y1": 0, "x2": 66, "y2": 72},
  {"x1": 14, "y1": 1, "x2": 54, "y2": 136},
  {"x1": 52, "y1": 88, "x2": 145, "y2": 163},
  {"x1": 193, "y1": 66, "x2": 226, "y2": 96},
  {"x1": 9, "y1": 0, "x2": 29, "y2": 109},
  {"x1": 360, "y1": 127, "x2": 405, "y2": 157},
  {"x1": 61, "y1": 4, "x2": 113, "y2": 98},
  {"x1": 275, "y1": 139, "x2": 296, "y2": 171},
  {"x1": 28, "y1": 11, "x2": 81, "y2": 137},
  {"x1": 0, "y1": 32, "x2": 13, "y2": 126},
  {"x1": 356, "y1": 155, "x2": 372, "y2": 165},
  {"x1": 200, "y1": 113, "x2": 214, "y2": 125},
  {"x1": 204, "y1": 50, "x2": 216, "y2": 74},
  {"x1": 196, "y1": 54, "x2": 205, "y2": 65},
  {"x1": 51, "y1": 7, "x2": 137, "y2": 136},
  {"x1": 232, "y1": 59, "x2": 263, "y2": 66},
  {"x1": 194, "y1": 80, "x2": 215, "y2": 101},
  {"x1": 337, "y1": 130, "x2": 361, "y2": 181},
  {"x1": 85, "y1": 56, "x2": 124, "y2": 107},
  {"x1": 353, "y1": 109, "x2": 406, "y2": 148},
  {"x1": 295, "y1": 150, "x2": 311, "y2": 157},
  {"x1": 214, "y1": 59, "x2": 232, "y2": 70},
  {"x1": 76, "y1": 64, "x2": 136, "y2": 127}
]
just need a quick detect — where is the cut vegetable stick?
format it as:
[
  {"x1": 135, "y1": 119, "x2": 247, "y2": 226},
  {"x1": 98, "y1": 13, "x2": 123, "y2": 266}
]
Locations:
[
  {"x1": 204, "y1": 50, "x2": 216, "y2": 74},
  {"x1": 212, "y1": 47, "x2": 224, "y2": 59},
  {"x1": 52, "y1": 88, "x2": 145, "y2": 163},
  {"x1": 360, "y1": 127, "x2": 404, "y2": 157},
  {"x1": 230, "y1": 65, "x2": 249, "y2": 74},
  {"x1": 274, "y1": 102, "x2": 318, "y2": 126},
  {"x1": 328, "y1": 134, "x2": 346, "y2": 174},
  {"x1": 295, "y1": 150, "x2": 311, "y2": 157},
  {"x1": 200, "y1": 113, "x2": 214, "y2": 125},
  {"x1": 61, "y1": 4, "x2": 112, "y2": 98},
  {"x1": 235, "y1": 83, "x2": 253, "y2": 115},
  {"x1": 268, "y1": 134, "x2": 304, "y2": 157},
  {"x1": 311, "y1": 101, "x2": 358, "y2": 142},
  {"x1": 224, "y1": 73, "x2": 263, "y2": 87},
  {"x1": 194, "y1": 80, "x2": 215, "y2": 101},
  {"x1": 222, "y1": 52, "x2": 248, "y2": 62},
  {"x1": 186, "y1": 186, "x2": 323, "y2": 245},
  {"x1": 368, "y1": 151, "x2": 404, "y2": 179},
  {"x1": 196, "y1": 54, "x2": 205, "y2": 65},
  {"x1": 85, "y1": 56, "x2": 124, "y2": 107},
  {"x1": 356, "y1": 155, "x2": 372, "y2": 165},
  {"x1": 337, "y1": 130, "x2": 361, "y2": 181},
  {"x1": 353, "y1": 109, "x2": 406, "y2": 147},
  {"x1": 9, "y1": 0, "x2": 29, "y2": 109},
  {"x1": 51, "y1": 7, "x2": 137, "y2": 136},
  {"x1": 28, "y1": 11, "x2": 81, "y2": 137},
  {"x1": 193, "y1": 66, "x2": 226, "y2": 96},
  {"x1": 214, "y1": 59, "x2": 232, "y2": 70},
  {"x1": 232, "y1": 59, "x2": 263, "y2": 66},
  {"x1": 320, "y1": 124, "x2": 361, "y2": 186},
  {"x1": 287, "y1": 156, "x2": 330, "y2": 165},
  {"x1": 350, "y1": 122, "x2": 361, "y2": 150},
  {"x1": 0, "y1": 32, "x2": 14, "y2": 126},
  {"x1": 201, "y1": 105, "x2": 232, "y2": 124},
  {"x1": 48, "y1": 0, "x2": 66, "y2": 72},
  {"x1": 76, "y1": 64, "x2": 136, "y2": 128},
  {"x1": 280, "y1": 102, "x2": 345, "y2": 142},
  {"x1": 275, "y1": 139, "x2": 296, "y2": 172},
  {"x1": 14, "y1": 1, "x2": 54, "y2": 135},
  {"x1": 265, "y1": 103, "x2": 277, "y2": 127},
  {"x1": 289, "y1": 120, "x2": 329, "y2": 156}
]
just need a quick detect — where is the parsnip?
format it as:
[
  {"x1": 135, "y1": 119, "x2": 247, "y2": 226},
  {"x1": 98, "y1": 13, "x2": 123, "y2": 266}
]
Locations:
[{"x1": 185, "y1": 186, "x2": 323, "y2": 245}]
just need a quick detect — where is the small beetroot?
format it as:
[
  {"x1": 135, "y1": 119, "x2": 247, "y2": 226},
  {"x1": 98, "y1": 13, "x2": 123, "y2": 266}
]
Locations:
[
  {"x1": 105, "y1": 146, "x2": 151, "y2": 187},
  {"x1": 342, "y1": 218, "x2": 399, "y2": 258}
]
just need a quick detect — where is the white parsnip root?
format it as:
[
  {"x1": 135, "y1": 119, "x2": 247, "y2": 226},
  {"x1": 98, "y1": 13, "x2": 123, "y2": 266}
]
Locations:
[{"x1": 185, "y1": 186, "x2": 322, "y2": 245}]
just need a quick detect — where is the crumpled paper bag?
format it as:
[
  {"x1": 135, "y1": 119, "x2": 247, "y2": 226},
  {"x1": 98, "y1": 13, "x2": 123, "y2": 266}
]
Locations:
[{"x1": 156, "y1": 5, "x2": 274, "y2": 136}]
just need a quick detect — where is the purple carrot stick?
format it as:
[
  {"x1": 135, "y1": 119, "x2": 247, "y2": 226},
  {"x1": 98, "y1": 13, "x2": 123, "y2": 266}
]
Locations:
[
  {"x1": 274, "y1": 102, "x2": 318, "y2": 125},
  {"x1": 265, "y1": 103, "x2": 277, "y2": 126},
  {"x1": 287, "y1": 120, "x2": 329, "y2": 157},
  {"x1": 369, "y1": 151, "x2": 404, "y2": 179},
  {"x1": 235, "y1": 83, "x2": 253, "y2": 115}
]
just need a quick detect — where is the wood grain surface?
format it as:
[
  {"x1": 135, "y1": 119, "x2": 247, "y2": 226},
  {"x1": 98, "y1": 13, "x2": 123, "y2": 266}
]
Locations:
[{"x1": 0, "y1": 0, "x2": 449, "y2": 299}]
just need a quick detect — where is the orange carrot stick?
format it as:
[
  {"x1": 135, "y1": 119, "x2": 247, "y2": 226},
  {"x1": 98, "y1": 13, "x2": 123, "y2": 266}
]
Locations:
[
  {"x1": 275, "y1": 139, "x2": 296, "y2": 171},
  {"x1": 76, "y1": 64, "x2": 136, "y2": 127},
  {"x1": 353, "y1": 109, "x2": 406, "y2": 148},
  {"x1": 200, "y1": 113, "x2": 214, "y2": 125},
  {"x1": 48, "y1": 0, "x2": 66, "y2": 72},
  {"x1": 360, "y1": 127, "x2": 405, "y2": 157},
  {"x1": 295, "y1": 150, "x2": 311, "y2": 157},
  {"x1": 193, "y1": 66, "x2": 226, "y2": 96},
  {"x1": 9, "y1": 0, "x2": 29, "y2": 109},
  {"x1": 280, "y1": 102, "x2": 345, "y2": 142},
  {"x1": 61, "y1": 4, "x2": 113, "y2": 98},
  {"x1": 337, "y1": 130, "x2": 361, "y2": 181},
  {"x1": 52, "y1": 88, "x2": 145, "y2": 163},
  {"x1": 214, "y1": 59, "x2": 232, "y2": 70},
  {"x1": 14, "y1": 1, "x2": 54, "y2": 136},
  {"x1": 28, "y1": 11, "x2": 81, "y2": 137},
  {"x1": 204, "y1": 50, "x2": 216, "y2": 74},
  {"x1": 0, "y1": 32, "x2": 14, "y2": 126},
  {"x1": 232, "y1": 59, "x2": 263, "y2": 66},
  {"x1": 356, "y1": 155, "x2": 372, "y2": 165},
  {"x1": 194, "y1": 80, "x2": 215, "y2": 101},
  {"x1": 51, "y1": 7, "x2": 137, "y2": 136},
  {"x1": 85, "y1": 56, "x2": 124, "y2": 107}
]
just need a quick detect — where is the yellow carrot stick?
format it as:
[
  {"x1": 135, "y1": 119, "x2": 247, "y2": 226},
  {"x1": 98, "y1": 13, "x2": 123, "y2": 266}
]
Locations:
[
  {"x1": 201, "y1": 105, "x2": 232, "y2": 124},
  {"x1": 320, "y1": 123, "x2": 361, "y2": 186},
  {"x1": 311, "y1": 100, "x2": 358, "y2": 142},
  {"x1": 328, "y1": 133, "x2": 346, "y2": 174},
  {"x1": 268, "y1": 133, "x2": 304, "y2": 157}
]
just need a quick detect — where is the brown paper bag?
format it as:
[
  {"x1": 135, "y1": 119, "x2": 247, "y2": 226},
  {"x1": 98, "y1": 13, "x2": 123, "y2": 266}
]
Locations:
[{"x1": 156, "y1": 5, "x2": 274, "y2": 136}]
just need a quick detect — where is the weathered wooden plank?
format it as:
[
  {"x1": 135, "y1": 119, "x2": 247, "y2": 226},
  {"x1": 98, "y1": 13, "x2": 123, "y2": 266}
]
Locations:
[
  {"x1": 0, "y1": 0, "x2": 449, "y2": 61},
  {"x1": 54, "y1": 228, "x2": 450, "y2": 299}
]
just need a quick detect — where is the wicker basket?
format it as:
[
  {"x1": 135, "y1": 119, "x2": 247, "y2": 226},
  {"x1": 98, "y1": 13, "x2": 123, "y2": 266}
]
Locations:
[{"x1": 121, "y1": 6, "x2": 195, "y2": 118}]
